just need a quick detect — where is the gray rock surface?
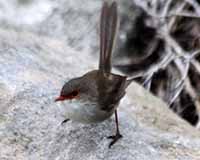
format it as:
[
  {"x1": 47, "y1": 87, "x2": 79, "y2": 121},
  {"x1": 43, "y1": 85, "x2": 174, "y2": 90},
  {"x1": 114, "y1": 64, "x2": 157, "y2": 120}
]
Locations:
[
  {"x1": 0, "y1": 28, "x2": 200, "y2": 160},
  {"x1": 0, "y1": 0, "x2": 200, "y2": 160}
]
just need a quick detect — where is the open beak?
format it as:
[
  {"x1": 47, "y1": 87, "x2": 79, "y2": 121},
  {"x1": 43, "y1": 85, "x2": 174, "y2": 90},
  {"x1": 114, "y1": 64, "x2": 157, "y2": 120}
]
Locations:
[{"x1": 55, "y1": 96, "x2": 66, "y2": 102}]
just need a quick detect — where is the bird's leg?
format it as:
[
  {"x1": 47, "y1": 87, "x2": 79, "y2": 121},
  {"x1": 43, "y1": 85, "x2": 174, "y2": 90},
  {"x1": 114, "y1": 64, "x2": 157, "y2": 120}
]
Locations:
[
  {"x1": 107, "y1": 110, "x2": 122, "y2": 148},
  {"x1": 61, "y1": 118, "x2": 70, "y2": 125}
]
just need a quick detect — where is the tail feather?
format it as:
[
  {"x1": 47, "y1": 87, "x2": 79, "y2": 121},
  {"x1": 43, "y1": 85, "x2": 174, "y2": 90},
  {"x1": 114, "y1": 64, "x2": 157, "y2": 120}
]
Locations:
[{"x1": 99, "y1": 1, "x2": 118, "y2": 73}]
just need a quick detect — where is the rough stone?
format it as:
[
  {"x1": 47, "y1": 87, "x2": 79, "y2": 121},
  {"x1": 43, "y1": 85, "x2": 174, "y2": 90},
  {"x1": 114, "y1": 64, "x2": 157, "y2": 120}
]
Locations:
[
  {"x1": 0, "y1": 0, "x2": 200, "y2": 159},
  {"x1": 0, "y1": 28, "x2": 200, "y2": 160}
]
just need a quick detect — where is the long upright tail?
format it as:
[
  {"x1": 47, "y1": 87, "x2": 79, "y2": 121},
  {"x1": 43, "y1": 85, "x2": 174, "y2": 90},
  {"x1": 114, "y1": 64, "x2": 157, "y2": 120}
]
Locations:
[{"x1": 99, "y1": 1, "x2": 118, "y2": 73}]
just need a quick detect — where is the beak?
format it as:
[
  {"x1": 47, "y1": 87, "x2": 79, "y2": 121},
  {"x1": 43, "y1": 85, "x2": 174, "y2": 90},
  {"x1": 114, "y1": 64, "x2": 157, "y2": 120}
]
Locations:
[{"x1": 55, "y1": 96, "x2": 66, "y2": 102}]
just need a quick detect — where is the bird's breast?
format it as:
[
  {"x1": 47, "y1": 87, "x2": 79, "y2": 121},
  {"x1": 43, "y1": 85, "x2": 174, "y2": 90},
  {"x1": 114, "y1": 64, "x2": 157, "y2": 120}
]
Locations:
[{"x1": 60, "y1": 100, "x2": 115, "y2": 123}]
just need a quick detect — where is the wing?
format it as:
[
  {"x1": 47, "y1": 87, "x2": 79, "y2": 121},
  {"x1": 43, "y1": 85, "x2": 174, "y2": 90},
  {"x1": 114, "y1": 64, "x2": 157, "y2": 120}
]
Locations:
[
  {"x1": 99, "y1": 1, "x2": 118, "y2": 73},
  {"x1": 96, "y1": 71, "x2": 127, "y2": 112}
]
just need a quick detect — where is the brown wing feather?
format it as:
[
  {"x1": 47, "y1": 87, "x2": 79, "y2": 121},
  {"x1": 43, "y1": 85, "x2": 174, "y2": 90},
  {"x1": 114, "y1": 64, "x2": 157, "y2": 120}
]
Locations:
[
  {"x1": 99, "y1": 1, "x2": 118, "y2": 73},
  {"x1": 96, "y1": 71, "x2": 127, "y2": 112}
]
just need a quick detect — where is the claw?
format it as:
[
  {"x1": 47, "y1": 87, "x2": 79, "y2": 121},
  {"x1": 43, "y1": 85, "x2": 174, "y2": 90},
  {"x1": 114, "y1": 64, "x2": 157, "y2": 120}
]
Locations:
[
  {"x1": 61, "y1": 119, "x2": 70, "y2": 125},
  {"x1": 107, "y1": 133, "x2": 123, "y2": 148}
]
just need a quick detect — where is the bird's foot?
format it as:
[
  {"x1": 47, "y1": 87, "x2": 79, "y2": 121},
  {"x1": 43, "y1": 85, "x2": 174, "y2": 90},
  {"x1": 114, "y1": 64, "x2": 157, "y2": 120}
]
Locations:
[
  {"x1": 107, "y1": 133, "x2": 122, "y2": 148},
  {"x1": 61, "y1": 119, "x2": 70, "y2": 125}
]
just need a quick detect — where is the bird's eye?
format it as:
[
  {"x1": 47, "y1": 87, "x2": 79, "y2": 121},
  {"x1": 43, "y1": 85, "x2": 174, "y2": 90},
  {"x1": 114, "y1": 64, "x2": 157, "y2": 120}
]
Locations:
[{"x1": 70, "y1": 90, "x2": 79, "y2": 97}]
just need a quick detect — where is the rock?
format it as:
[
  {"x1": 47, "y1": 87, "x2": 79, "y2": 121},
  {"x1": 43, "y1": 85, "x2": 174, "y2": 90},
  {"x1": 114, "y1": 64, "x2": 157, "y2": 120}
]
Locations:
[
  {"x1": 0, "y1": 0, "x2": 200, "y2": 159},
  {"x1": 0, "y1": 28, "x2": 200, "y2": 160},
  {"x1": 0, "y1": 0, "x2": 55, "y2": 28}
]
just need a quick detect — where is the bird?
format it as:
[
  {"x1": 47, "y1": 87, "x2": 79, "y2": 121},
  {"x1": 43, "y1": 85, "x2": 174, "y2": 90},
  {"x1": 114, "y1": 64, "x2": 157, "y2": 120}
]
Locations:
[{"x1": 55, "y1": 1, "x2": 133, "y2": 148}]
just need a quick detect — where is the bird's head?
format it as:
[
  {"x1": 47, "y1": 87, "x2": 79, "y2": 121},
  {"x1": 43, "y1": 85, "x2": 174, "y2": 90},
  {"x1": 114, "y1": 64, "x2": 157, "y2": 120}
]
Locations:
[
  {"x1": 55, "y1": 78, "x2": 81, "y2": 102},
  {"x1": 55, "y1": 74, "x2": 98, "y2": 103}
]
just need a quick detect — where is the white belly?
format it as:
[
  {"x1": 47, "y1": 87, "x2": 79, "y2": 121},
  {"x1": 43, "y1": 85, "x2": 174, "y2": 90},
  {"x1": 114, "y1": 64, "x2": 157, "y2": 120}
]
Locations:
[{"x1": 60, "y1": 100, "x2": 114, "y2": 123}]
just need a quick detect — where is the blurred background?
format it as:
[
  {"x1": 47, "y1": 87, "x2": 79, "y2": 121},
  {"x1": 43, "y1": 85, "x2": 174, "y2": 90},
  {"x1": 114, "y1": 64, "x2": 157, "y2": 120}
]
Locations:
[{"x1": 1, "y1": 0, "x2": 200, "y2": 128}]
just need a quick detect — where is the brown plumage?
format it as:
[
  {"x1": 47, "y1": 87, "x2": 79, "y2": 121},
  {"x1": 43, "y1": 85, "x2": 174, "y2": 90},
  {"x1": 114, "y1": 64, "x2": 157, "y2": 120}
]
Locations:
[{"x1": 55, "y1": 1, "x2": 133, "y2": 148}]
